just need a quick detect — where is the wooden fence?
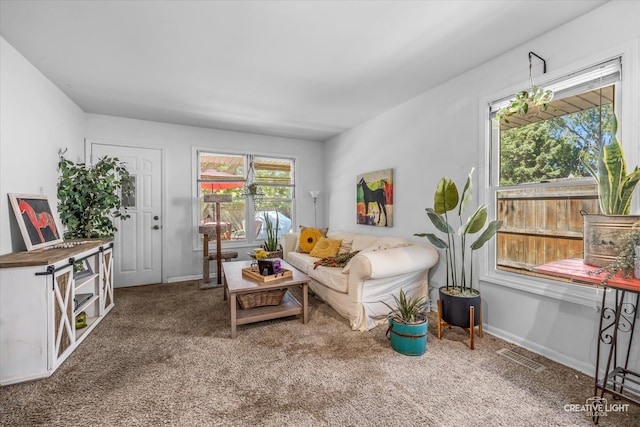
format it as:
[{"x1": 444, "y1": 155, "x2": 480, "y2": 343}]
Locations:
[{"x1": 496, "y1": 184, "x2": 600, "y2": 273}]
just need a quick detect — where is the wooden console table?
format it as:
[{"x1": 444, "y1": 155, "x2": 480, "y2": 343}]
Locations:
[
  {"x1": 534, "y1": 259, "x2": 640, "y2": 423},
  {"x1": 0, "y1": 239, "x2": 114, "y2": 385}
]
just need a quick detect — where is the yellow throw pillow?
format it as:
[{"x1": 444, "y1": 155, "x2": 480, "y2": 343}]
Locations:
[
  {"x1": 309, "y1": 238, "x2": 342, "y2": 258},
  {"x1": 296, "y1": 226, "x2": 327, "y2": 253}
]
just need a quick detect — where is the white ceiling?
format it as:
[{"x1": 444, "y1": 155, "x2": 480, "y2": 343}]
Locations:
[{"x1": 0, "y1": 0, "x2": 608, "y2": 141}]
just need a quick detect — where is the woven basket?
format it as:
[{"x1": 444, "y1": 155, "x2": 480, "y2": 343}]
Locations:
[{"x1": 237, "y1": 289, "x2": 287, "y2": 310}]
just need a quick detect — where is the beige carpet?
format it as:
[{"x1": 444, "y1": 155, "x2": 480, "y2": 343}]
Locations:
[{"x1": 1, "y1": 281, "x2": 638, "y2": 426}]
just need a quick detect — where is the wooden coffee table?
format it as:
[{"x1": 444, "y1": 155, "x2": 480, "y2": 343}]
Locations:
[{"x1": 222, "y1": 260, "x2": 310, "y2": 338}]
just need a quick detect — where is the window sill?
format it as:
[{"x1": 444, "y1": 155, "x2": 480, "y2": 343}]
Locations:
[{"x1": 479, "y1": 269, "x2": 604, "y2": 309}]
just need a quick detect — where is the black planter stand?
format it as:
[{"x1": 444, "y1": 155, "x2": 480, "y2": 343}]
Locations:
[{"x1": 436, "y1": 287, "x2": 483, "y2": 350}]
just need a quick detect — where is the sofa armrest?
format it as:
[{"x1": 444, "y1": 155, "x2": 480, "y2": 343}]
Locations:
[
  {"x1": 354, "y1": 244, "x2": 438, "y2": 280},
  {"x1": 282, "y1": 233, "x2": 298, "y2": 259}
]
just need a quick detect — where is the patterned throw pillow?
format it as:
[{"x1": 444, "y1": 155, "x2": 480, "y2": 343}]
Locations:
[
  {"x1": 309, "y1": 238, "x2": 342, "y2": 258},
  {"x1": 296, "y1": 226, "x2": 328, "y2": 253}
]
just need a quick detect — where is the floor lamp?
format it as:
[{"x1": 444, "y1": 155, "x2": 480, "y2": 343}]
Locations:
[{"x1": 309, "y1": 190, "x2": 320, "y2": 227}]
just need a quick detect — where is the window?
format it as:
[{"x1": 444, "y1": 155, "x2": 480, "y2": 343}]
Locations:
[
  {"x1": 488, "y1": 58, "x2": 621, "y2": 277},
  {"x1": 197, "y1": 152, "x2": 295, "y2": 247}
]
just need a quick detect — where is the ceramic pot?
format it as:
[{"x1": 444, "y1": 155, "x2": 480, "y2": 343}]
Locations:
[
  {"x1": 439, "y1": 287, "x2": 481, "y2": 329},
  {"x1": 583, "y1": 214, "x2": 640, "y2": 267},
  {"x1": 386, "y1": 314, "x2": 427, "y2": 356}
]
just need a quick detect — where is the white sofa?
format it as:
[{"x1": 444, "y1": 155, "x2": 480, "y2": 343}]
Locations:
[{"x1": 282, "y1": 230, "x2": 438, "y2": 331}]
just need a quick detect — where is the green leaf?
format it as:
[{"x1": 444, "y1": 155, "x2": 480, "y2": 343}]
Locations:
[
  {"x1": 414, "y1": 233, "x2": 448, "y2": 249},
  {"x1": 434, "y1": 177, "x2": 458, "y2": 215},
  {"x1": 470, "y1": 220, "x2": 503, "y2": 250},
  {"x1": 601, "y1": 137, "x2": 624, "y2": 214},
  {"x1": 460, "y1": 205, "x2": 487, "y2": 236},
  {"x1": 620, "y1": 167, "x2": 640, "y2": 214},
  {"x1": 458, "y1": 167, "x2": 474, "y2": 218},
  {"x1": 425, "y1": 208, "x2": 453, "y2": 234}
]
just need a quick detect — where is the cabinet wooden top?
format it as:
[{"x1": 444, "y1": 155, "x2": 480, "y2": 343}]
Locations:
[{"x1": 0, "y1": 239, "x2": 113, "y2": 268}]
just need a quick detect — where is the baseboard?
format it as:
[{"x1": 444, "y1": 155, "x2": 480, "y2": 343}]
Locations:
[
  {"x1": 167, "y1": 274, "x2": 205, "y2": 283},
  {"x1": 483, "y1": 324, "x2": 596, "y2": 377}
]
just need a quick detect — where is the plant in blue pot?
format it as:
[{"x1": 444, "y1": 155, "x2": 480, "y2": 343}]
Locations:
[
  {"x1": 384, "y1": 289, "x2": 429, "y2": 356},
  {"x1": 415, "y1": 168, "x2": 502, "y2": 349}
]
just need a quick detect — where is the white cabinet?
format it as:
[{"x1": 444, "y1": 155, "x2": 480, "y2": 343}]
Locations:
[{"x1": 0, "y1": 239, "x2": 114, "y2": 385}]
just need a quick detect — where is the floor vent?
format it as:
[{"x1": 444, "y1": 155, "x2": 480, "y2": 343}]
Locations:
[{"x1": 497, "y1": 348, "x2": 545, "y2": 372}]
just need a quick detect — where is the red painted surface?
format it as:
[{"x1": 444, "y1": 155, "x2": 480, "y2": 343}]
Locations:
[{"x1": 533, "y1": 258, "x2": 640, "y2": 292}]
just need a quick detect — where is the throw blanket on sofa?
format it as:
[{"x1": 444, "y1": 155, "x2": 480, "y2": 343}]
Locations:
[{"x1": 313, "y1": 251, "x2": 360, "y2": 269}]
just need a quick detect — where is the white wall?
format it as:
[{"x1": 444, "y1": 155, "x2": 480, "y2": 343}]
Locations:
[
  {"x1": 0, "y1": 37, "x2": 86, "y2": 255},
  {"x1": 0, "y1": 34, "x2": 324, "y2": 283},
  {"x1": 323, "y1": 0, "x2": 640, "y2": 374},
  {"x1": 85, "y1": 114, "x2": 324, "y2": 282}
]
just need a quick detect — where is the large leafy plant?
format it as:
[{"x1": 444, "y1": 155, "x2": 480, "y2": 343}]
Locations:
[
  {"x1": 57, "y1": 154, "x2": 133, "y2": 239},
  {"x1": 584, "y1": 116, "x2": 640, "y2": 215},
  {"x1": 415, "y1": 168, "x2": 503, "y2": 294}
]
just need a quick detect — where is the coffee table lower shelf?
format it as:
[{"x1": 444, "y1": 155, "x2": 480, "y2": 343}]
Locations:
[
  {"x1": 224, "y1": 260, "x2": 310, "y2": 338},
  {"x1": 235, "y1": 291, "x2": 302, "y2": 325}
]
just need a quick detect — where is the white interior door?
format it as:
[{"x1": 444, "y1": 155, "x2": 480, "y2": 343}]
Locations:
[{"x1": 89, "y1": 143, "x2": 162, "y2": 287}]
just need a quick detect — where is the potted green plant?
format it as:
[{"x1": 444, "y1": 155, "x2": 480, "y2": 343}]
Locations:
[
  {"x1": 261, "y1": 210, "x2": 282, "y2": 257},
  {"x1": 57, "y1": 153, "x2": 133, "y2": 239},
  {"x1": 582, "y1": 115, "x2": 640, "y2": 267},
  {"x1": 495, "y1": 85, "x2": 553, "y2": 124},
  {"x1": 415, "y1": 168, "x2": 502, "y2": 348},
  {"x1": 591, "y1": 221, "x2": 640, "y2": 282},
  {"x1": 384, "y1": 289, "x2": 429, "y2": 356}
]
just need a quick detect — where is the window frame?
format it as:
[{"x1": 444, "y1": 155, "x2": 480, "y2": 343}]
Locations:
[
  {"x1": 478, "y1": 43, "x2": 639, "y2": 306},
  {"x1": 192, "y1": 147, "x2": 296, "y2": 251}
]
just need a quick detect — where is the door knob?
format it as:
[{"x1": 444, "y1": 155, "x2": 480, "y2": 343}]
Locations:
[
  {"x1": 154, "y1": 215, "x2": 159, "y2": 220},
  {"x1": 153, "y1": 225, "x2": 160, "y2": 230}
]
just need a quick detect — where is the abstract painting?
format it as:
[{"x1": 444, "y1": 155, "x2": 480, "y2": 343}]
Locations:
[{"x1": 356, "y1": 169, "x2": 393, "y2": 227}]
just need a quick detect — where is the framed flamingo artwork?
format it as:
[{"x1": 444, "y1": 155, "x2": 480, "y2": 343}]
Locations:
[
  {"x1": 8, "y1": 193, "x2": 63, "y2": 251},
  {"x1": 356, "y1": 169, "x2": 393, "y2": 227}
]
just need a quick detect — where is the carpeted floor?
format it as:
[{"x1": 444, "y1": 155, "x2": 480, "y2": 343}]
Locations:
[{"x1": 1, "y1": 281, "x2": 638, "y2": 426}]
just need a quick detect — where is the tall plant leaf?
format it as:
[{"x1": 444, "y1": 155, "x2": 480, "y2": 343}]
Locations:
[
  {"x1": 460, "y1": 205, "x2": 487, "y2": 236},
  {"x1": 414, "y1": 233, "x2": 448, "y2": 249},
  {"x1": 602, "y1": 137, "x2": 624, "y2": 214},
  {"x1": 425, "y1": 208, "x2": 453, "y2": 233},
  {"x1": 471, "y1": 220, "x2": 503, "y2": 250},
  {"x1": 434, "y1": 177, "x2": 458, "y2": 215},
  {"x1": 620, "y1": 169, "x2": 640, "y2": 215},
  {"x1": 458, "y1": 167, "x2": 474, "y2": 218}
]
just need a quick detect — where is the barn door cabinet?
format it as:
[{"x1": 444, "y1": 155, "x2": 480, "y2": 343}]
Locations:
[{"x1": 0, "y1": 239, "x2": 114, "y2": 385}]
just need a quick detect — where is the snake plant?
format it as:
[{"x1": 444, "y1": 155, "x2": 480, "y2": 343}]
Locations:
[
  {"x1": 262, "y1": 211, "x2": 280, "y2": 252},
  {"x1": 584, "y1": 116, "x2": 640, "y2": 215}
]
